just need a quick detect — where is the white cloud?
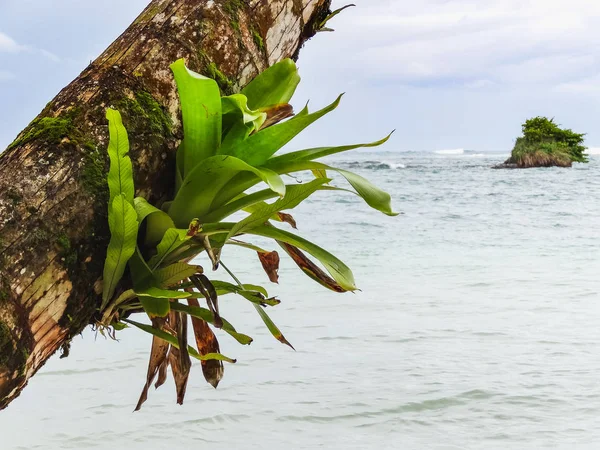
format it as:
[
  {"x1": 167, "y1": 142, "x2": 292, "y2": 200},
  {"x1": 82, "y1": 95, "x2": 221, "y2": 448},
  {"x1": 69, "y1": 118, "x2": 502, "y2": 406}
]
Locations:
[
  {"x1": 322, "y1": 0, "x2": 600, "y2": 91},
  {"x1": 0, "y1": 31, "x2": 23, "y2": 53},
  {"x1": 0, "y1": 30, "x2": 59, "y2": 61},
  {"x1": 39, "y1": 49, "x2": 60, "y2": 62}
]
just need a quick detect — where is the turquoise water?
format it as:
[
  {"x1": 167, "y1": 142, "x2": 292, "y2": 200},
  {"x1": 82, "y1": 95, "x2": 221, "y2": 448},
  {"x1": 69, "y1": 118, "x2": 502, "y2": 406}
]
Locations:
[{"x1": 2, "y1": 151, "x2": 600, "y2": 449}]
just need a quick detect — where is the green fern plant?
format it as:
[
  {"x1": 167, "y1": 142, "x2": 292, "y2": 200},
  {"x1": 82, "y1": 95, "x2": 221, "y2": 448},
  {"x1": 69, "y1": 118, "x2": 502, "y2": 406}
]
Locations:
[{"x1": 100, "y1": 58, "x2": 396, "y2": 410}]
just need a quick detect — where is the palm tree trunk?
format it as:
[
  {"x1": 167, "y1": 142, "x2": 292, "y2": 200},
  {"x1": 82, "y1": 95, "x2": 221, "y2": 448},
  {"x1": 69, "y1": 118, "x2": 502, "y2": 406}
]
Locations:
[{"x1": 0, "y1": 0, "x2": 331, "y2": 410}]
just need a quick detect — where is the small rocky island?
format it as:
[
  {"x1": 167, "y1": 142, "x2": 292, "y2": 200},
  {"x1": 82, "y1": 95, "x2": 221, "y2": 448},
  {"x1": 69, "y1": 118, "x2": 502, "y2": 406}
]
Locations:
[{"x1": 494, "y1": 117, "x2": 587, "y2": 168}]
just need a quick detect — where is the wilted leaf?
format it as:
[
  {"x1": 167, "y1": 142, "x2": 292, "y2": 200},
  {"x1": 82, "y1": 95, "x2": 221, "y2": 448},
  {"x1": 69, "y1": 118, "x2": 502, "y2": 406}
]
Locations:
[
  {"x1": 135, "y1": 319, "x2": 170, "y2": 411},
  {"x1": 280, "y1": 242, "x2": 346, "y2": 292},
  {"x1": 188, "y1": 298, "x2": 224, "y2": 388},
  {"x1": 258, "y1": 251, "x2": 280, "y2": 283},
  {"x1": 190, "y1": 274, "x2": 222, "y2": 328},
  {"x1": 168, "y1": 345, "x2": 189, "y2": 405},
  {"x1": 155, "y1": 354, "x2": 169, "y2": 390},
  {"x1": 170, "y1": 310, "x2": 191, "y2": 404},
  {"x1": 124, "y1": 319, "x2": 237, "y2": 363},
  {"x1": 277, "y1": 212, "x2": 297, "y2": 229},
  {"x1": 247, "y1": 225, "x2": 357, "y2": 291},
  {"x1": 259, "y1": 103, "x2": 294, "y2": 130},
  {"x1": 170, "y1": 302, "x2": 253, "y2": 345}
]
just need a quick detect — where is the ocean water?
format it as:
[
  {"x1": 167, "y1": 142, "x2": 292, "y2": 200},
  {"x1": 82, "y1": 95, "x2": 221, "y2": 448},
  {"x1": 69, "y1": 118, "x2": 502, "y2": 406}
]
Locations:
[{"x1": 2, "y1": 151, "x2": 600, "y2": 449}]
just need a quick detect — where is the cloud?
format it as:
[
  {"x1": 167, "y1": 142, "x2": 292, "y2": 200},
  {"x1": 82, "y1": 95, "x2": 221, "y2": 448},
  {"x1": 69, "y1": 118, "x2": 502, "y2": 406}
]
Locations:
[
  {"x1": 322, "y1": 0, "x2": 600, "y2": 92},
  {"x1": 0, "y1": 31, "x2": 23, "y2": 53},
  {"x1": 0, "y1": 30, "x2": 59, "y2": 61}
]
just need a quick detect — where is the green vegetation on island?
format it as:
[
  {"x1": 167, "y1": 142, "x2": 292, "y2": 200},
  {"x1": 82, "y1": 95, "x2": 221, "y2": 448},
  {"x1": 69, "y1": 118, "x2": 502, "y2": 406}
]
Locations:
[{"x1": 502, "y1": 117, "x2": 587, "y2": 168}]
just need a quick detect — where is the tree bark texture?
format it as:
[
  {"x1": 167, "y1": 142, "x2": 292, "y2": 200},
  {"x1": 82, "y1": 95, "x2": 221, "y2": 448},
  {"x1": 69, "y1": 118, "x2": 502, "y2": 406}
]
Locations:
[{"x1": 0, "y1": 0, "x2": 332, "y2": 410}]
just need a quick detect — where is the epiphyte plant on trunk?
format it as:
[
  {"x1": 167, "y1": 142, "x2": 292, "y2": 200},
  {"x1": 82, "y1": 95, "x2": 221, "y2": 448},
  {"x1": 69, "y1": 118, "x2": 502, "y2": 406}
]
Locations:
[{"x1": 99, "y1": 57, "x2": 397, "y2": 410}]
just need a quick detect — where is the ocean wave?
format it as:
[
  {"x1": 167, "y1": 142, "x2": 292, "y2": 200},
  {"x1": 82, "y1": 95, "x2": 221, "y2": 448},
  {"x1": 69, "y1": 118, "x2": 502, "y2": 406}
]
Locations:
[
  {"x1": 344, "y1": 160, "x2": 406, "y2": 170},
  {"x1": 435, "y1": 148, "x2": 465, "y2": 155}
]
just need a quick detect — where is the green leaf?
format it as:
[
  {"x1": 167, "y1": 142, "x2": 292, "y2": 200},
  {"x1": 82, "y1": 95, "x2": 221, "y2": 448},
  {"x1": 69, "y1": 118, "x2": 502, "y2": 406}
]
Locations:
[
  {"x1": 134, "y1": 197, "x2": 176, "y2": 247},
  {"x1": 239, "y1": 290, "x2": 281, "y2": 307},
  {"x1": 319, "y1": 4, "x2": 355, "y2": 31},
  {"x1": 106, "y1": 109, "x2": 134, "y2": 207},
  {"x1": 246, "y1": 225, "x2": 357, "y2": 292},
  {"x1": 253, "y1": 304, "x2": 294, "y2": 349},
  {"x1": 140, "y1": 297, "x2": 170, "y2": 318},
  {"x1": 129, "y1": 247, "x2": 191, "y2": 318},
  {"x1": 241, "y1": 284, "x2": 269, "y2": 297},
  {"x1": 218, "y1": 94, "x2": 343, "y2": 166},
  {"x1": 211, "y1": 281, "x2": 276, "y2": 305},
  {"x1": 171, "y1": 58, "x2": 222, "y2": 179},
  {"x1": 170, "y1": 302, "x2": 253, "y2": 345},
  {"x1": 124, "y1": 319, "x2": 237, "y2": 363},
  {"x1": 266, "y1": 132, "x2": 394, "y2": 168},
  {"x1": 102, "y1": 194, "x2": 139, "y2": 308},
  {"x1": 222, "y1": 93, "x2": 266, "y2": 136},
  {"x1": 168, "y1": 155, "x2": 285, "y2": 227},
  {"x1": 112, "y1": 289, "x2": 136, "y2": 308},
  {"x1": 129, "y1": 247, "x2": 154, "y2": 291},
  {"x1": 133, "y1": 197, "x2": 162, "y2": 223},
  {"x1": 135, "y1": 286, "x2": 191, "y2": 300},
  {"x1": 225, "y1": 239, "x2": 270, "y2": 254},
  {"x1": 211, "y1": 280, "x2": 243, "y2": 295},
  {"x1": 334, "y1": 167, "x2": 398, "y2": 216},
  {"x1": 201, "y1": 189, "x2": 281, "y2": 223},
  {"x1": 147, "y1": 228, "x2": 189, "y2": 269},
  {"x1": 154, "y1": 262, "x2": 199, "y2": 287},
  {"x1": 227, "y1": 178, "x2": 330, "y2": 239},
  {"x1": 241, "y1": 58, "x2": 300, "y2": 110},
  {"x1": 268, "y1": 160, "x2": 398, "y2": 216}
]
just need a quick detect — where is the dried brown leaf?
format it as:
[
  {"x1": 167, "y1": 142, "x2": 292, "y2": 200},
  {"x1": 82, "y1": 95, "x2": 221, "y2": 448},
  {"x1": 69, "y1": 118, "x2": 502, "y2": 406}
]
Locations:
[
  {"x1": 277, "y1": 212, "x2": 297, "y2": 229},
  {"x1": 281, "y1": 243, "x2": 347, "y2": 293},
  {"x1": 190, "y1": 274, "x2": 222, "y2": 328},
  {"x1": 168, "y1": 311, "x2": 191, "y2": 405},
  {"x1": 135, "y1": 318, "x2": 170, "y2": 411},
  {"x1": 188, "y1": 298, "x2": 224, "y2": 388},
  {"x1": 259, "y1": 103, "x2": 294, "y2": 130},
  {"x1": 258, "y1": 251, "x2": 280, "y2": 283}
]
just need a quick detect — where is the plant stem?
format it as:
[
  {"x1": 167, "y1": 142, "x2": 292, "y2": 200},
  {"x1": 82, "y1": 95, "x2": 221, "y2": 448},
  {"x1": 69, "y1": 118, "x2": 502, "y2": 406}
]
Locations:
[{"x1": 220, "y1": 261, "x2": 244, "y2": 288}]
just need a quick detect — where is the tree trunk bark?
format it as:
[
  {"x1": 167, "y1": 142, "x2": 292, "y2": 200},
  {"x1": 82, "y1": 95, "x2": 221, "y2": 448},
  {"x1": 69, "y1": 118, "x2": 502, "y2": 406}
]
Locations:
[{"x1": 0, "y1": 0, "x2": 331, "y2": 410}]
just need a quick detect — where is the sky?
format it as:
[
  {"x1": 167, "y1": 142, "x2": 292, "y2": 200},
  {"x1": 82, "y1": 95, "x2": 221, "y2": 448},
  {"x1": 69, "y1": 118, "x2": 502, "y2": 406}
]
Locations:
[{"x1": 2, "y1": 0, "x2": 600, "y2": 152}]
